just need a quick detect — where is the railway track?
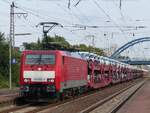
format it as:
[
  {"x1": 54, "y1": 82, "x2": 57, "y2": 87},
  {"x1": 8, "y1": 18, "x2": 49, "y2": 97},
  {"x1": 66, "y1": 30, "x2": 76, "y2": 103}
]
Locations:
[
  {"x1": 35, "y1": 78, "x2": 146, "y2": 113},
  {"x1": 30, "y1": 79, "x2": 146, "y2": 113},
  {"x1": 80, "y1": 79, "x2": 146, "y2": 113},
  {"x1": 0, "y1": 78, "x2": 146, "y2": 113}
]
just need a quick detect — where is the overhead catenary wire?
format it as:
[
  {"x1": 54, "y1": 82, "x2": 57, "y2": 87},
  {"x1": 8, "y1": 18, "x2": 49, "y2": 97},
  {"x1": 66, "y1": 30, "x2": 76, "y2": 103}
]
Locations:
[
  {"x1": 74, "y1": 0, "x2": 83, "y2": 7},
  {"x1": 15, "y1": 11, "x2": 86, "y2": 45},
  {"x1": 2, "y1": 1, "x2": 148, "y2": 55},
  {"x1": 3, "y1": 1, "x2": 86, "y2": 45},
  {"x1": 73, "y1": 5, "x2": 96, "y2": 45},
  {"x1": 110, "y1": 0, "x2": 128, "y2": 24},
  {"x1": 56, "y1": 2, "x2": 97, "y2": 46},
  {"x1": 12, "y1": 1, "x2": 88, "y2": 43},
  {"x1": 92, "y1": 0, "x2": 128, "y2": 54},
  {"x1": 3, "y1": 0, "x2": 127, "y2": 37},
  {"x1": 14, "y1": 2, "x2": 73, "y2": 25},
  {"x1": 92, "y1": 0, "x2": 125, "y2": 34},
  {"x1": 92, "y1": 0, "x2": 141, "y2": 57},
  {"x1": 56, "y1": 3, "x2": 81, "y2": 25}
]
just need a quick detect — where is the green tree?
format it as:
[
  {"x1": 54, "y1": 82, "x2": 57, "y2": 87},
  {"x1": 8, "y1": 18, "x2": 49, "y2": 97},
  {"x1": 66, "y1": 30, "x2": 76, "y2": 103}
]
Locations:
[
  {"x1": 73, "y1": 44, "x2": 105, "y2": 56},
  {"x1": 24, "y1": 35, "x2": 71, "y2": 50},
  {"x1": 0, "y1": 32, "x2": 20, "y2": 88},
  {"x1": 41, "y1": 35, "x2": 71, "y2": 49},
  {"x1": 23, "y1": 35, "x2": 105, "y2": 56}
]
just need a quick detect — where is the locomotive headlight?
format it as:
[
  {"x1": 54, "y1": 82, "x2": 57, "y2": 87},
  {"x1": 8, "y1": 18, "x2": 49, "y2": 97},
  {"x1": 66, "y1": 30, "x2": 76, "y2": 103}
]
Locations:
[
  {"x1": 50, "y1": 79, "x2": 54, "y2": 82},
  {"x1": 47, "y1": 78, "x2": 55, "y2": 83},
  {"x1": 24, "y1": 78, "x2": 31, "y2": 83}
]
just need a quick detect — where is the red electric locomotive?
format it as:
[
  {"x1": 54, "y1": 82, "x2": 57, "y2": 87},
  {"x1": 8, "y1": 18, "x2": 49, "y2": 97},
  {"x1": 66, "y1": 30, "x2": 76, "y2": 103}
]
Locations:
[{"x1": 20, "y1": 50, "x2": 88, "y2": 101}]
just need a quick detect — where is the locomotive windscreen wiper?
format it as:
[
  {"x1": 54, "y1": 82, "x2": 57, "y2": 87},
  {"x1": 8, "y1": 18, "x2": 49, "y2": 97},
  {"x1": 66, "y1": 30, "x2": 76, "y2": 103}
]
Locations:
[
  {"x1": 40, "y1": 59, "x2": 48, "y2": 65},
  {"x1": 36, "y1": 54, "x2": 48, "y2": 65},
  {"x1": 29, "y1": 54, "x2": 41, "y2": 65},
  {"x1": 38, "y1": 54, "x2": 49, "y2": 65}
]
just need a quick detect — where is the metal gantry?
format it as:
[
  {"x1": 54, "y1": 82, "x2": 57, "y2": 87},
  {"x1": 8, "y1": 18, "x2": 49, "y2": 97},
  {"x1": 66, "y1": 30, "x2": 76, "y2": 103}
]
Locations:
[
  {"x1": 9, "y1": 2, "x2": 28, "y2": 89},
  {"x1": 9, "y1": 2, "x2": 15, "y2": 89}
]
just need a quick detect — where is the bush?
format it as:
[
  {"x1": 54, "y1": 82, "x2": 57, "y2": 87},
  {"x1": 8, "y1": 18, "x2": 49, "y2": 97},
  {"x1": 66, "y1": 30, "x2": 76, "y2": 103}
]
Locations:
[{"x1": 0, "y1": 74, "x2": 9, "y2": 88}]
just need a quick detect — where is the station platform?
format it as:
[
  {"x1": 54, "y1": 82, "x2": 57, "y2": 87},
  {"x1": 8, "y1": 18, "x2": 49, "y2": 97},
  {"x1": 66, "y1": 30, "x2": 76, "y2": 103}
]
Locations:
[
  {"x1": 0, "y1": 88, "x2": 18, "y2": 103},
  {"x1": 117, "y1": 79, "x2": 150, "y2": 113}
]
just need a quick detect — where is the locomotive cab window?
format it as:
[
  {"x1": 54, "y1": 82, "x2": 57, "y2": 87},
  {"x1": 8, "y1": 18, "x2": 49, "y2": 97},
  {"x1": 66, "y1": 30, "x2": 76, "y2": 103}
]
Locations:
[{"x1": 25, "y1": 54, "x2": 55, "y2": 65}]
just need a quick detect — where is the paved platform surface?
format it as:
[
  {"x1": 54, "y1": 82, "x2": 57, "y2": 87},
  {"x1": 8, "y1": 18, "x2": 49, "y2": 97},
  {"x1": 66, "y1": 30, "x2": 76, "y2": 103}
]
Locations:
[
  {"x1": 117, "y1": 79, "x2": 150, "y2": 113},
  {"x1": 0, "y1": 88, "x2": 18, "y2": 102},
  {"x1": 0, "y1": 88, "x2": 18, "y2": 95}
]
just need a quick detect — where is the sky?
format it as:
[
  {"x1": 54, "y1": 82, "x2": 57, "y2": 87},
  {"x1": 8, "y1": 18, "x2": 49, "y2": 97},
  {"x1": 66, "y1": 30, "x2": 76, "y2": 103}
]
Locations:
[{"x1": 0, "y1": 0, "x2": 150, "y2": 59}]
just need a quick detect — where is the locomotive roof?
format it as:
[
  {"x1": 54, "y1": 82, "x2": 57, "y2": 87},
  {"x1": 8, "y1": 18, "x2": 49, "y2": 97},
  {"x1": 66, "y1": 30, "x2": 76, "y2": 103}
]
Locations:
[{"x1": 22, "y1": 50, "x2": 85, "y2": 60}]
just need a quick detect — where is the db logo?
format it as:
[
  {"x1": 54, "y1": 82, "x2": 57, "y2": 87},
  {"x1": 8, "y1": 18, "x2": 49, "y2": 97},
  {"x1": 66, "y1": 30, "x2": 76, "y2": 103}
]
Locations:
[{"x1": 38, "y1": 68, "x2": 42, "y2": 71}]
